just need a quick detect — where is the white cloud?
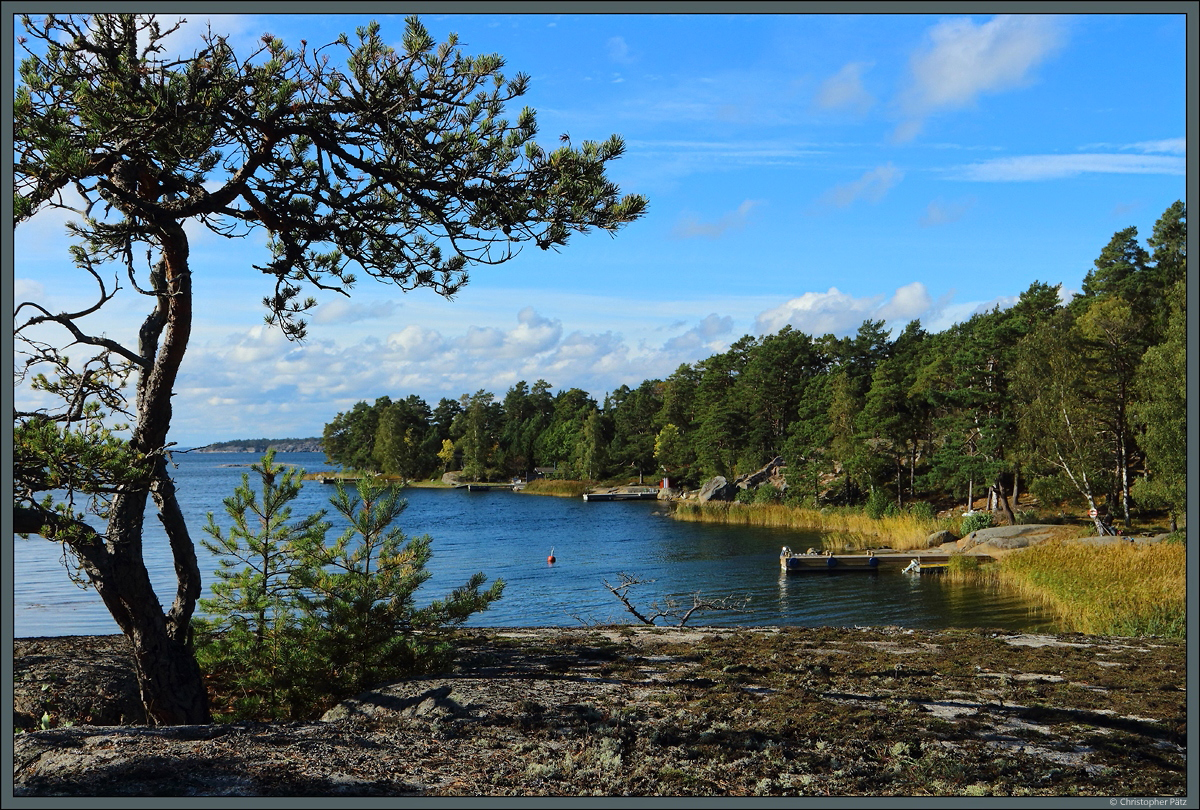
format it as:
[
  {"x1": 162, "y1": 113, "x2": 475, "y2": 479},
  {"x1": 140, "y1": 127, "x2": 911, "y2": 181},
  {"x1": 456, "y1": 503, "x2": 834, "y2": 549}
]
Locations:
[
  {"x1": 1121, "y1": 138, "x2": 1186, "y2": 155},
  {"x1": 14, "y1": 279, "x2": 46, "y2": 302},
  {"x1": 672, "y1": 200, "x2": 762, "y2": 239},
  {"x1": 820, "y1": 164, "x2": 903, "y2": 208},
  {"x1": 896, "y1": 15, "x2": 1065, "y2": 141},
  {"x1": 755, "y1": 287, "x2": 884, "y2": 337},
  {"x1": 662, "y1": 313, "x2": 734, "y2": 354},
  {"x1": 226, "y1": 324, "x2": 294, "y2": 365},
  {"x1": 755, "y1": 283, "x2": 936, "y2": 337},
  {"x1": 162, "y1": 303, "x2": 753, "y2": 444},
  {"x1": 876, "y1": 282, "x2": 933, "y2": 321},
  {"x1": 815, "y1": 61, "x2": 875, "y2": 115},
  {"x1": 312, "y1": 298, "x2": 398, "y2": 324},
  {"x1": 454, "y1": 307, "x2": 563, "y2": 358},
  {"x1": 919, "y1": 197, "x2": 975, "y2": 226},
  {"x1": 957, "y1": 153, "x2": 1185, "y2": 182},
  {"x1": 544, "y1": 330, "x2": 627, "y2": 367},
  {"x1": 1082, "y1": 138, "x2": 1186, "y2": 155},
  {"x1": 607, "y1": 35, "x2": 634, "y2": 64},
  {"x1": 508, "y1": 307, "x2": 564, "y2": 355},
  {"x1": 385, "y1": 324, "x2": 445, "y2": 361}
]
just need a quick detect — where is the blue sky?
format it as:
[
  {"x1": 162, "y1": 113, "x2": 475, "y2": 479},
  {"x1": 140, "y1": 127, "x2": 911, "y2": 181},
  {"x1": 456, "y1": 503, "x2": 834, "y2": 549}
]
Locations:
[{"x1": 12, "y1": 11, "x2": 1189, "y2": 448}]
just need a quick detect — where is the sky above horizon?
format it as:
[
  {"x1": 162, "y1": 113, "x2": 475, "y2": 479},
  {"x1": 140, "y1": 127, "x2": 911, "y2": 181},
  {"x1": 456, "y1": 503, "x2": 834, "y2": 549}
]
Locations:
[{"x1": 12, "y1": 11, "x2": 1189, "y2": 448}]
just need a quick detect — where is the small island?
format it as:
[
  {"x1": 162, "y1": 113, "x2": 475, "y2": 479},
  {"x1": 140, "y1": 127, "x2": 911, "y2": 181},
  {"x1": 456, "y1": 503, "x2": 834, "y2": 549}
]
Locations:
[{"x1": 190, "y1": 437, "x2": 324, "y2": 454}]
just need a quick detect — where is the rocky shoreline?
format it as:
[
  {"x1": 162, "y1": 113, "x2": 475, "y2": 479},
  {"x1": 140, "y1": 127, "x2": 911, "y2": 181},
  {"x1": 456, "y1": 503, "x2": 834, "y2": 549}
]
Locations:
[{"x1": 11, "y1": 626, "x2": 1187, "y2": 797}]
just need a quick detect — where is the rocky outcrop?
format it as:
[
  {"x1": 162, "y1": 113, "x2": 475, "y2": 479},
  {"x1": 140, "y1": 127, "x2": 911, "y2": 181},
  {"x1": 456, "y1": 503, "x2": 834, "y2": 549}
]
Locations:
[
  {"x1": 696, "y1": 476, "x2": 737, "y2": 502},
  {"x1": 733, "y1": 456, "x2": 786, "y2": 492},
  {"x1": 924, "y1": 529, "x2": 959, "y2": 549},
  {"x1": 12, "y1": 627, "x2": 1187, "y2": 797},
  {"x1": 14, "y1": 636, "x2": 145, "y2": 729},
  {"x1": 956, "y1": 524, "x2": 1066, "y2": 551}
]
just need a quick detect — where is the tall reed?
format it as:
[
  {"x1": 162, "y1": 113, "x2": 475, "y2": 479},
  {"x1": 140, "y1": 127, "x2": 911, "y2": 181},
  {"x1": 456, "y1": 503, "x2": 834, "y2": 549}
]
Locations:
[
  {"x1": 669, "y1": 502, "x2": 953, "y2": 551},
  {"x1": 996, "y1": 540, "x2": 1185, "y2": 637}
]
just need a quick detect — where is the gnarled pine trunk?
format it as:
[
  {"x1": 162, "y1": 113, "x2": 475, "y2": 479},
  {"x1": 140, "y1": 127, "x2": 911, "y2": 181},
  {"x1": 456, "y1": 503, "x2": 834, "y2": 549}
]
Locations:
[{"x1": 89, "y1": 220, "x2": 210, "y2": 725}]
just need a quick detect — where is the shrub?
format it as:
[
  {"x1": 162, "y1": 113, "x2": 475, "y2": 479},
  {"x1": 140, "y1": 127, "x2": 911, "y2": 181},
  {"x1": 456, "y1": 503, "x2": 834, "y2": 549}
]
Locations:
[
  {"x1": 907, "y1": 501, "x2": 936, "y2": 522},
  {"x1": 865, "y1": 489, "x2": 892, "y2": 520},
  {"x1": 783, "y1": 488, "x2": 813, "y2": 508},
  {"x1": 735, "y1": 487, "x2": 756, "y2": 505},
  {"x1": 753, "y1": 483, "x2": 782, "y2": 504},
  {"x1": 961, "y1": 511, "x2": 994, "y2": 535},
  {"x1": 1028, "y1": 474, "x2": 1084, "y2": 512}
]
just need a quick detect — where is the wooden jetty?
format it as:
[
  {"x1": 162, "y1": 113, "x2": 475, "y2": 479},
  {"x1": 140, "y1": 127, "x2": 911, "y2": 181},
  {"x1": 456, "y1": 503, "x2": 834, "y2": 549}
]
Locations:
[
  {"x1": 462, "y1": 482, "x2": 517, "y2": 492},
  {"x1": 320, "y1": 475, "x2": 382, "y2": 485},
  {"x1": 779, "y1": 546, "x2": 991, "y2": 574},
  {"x1": 583, "y1": 487, "x2": 660, "y2": 502}
]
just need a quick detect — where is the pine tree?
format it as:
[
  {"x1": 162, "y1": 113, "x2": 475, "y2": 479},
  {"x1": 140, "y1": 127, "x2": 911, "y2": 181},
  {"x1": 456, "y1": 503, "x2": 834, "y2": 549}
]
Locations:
[
  {"x1": 14, "y1": 13, "x2": 642, "y2": 723},
  {"x1": 291, "y1": 477, "x2": 504, "y2": 705},
  {"x1": 194, "y1": 451, "x2": 329, "y2": 719}
]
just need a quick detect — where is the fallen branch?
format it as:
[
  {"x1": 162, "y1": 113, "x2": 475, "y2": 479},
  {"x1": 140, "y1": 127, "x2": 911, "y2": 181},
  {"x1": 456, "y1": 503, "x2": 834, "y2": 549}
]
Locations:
[{"x1": 602, "y1": 572, "x2": 750, "y2": 627}]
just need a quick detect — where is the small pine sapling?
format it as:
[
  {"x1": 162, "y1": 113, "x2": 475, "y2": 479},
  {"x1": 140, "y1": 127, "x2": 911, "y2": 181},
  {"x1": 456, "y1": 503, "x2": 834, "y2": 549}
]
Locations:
[
  {"x1": 193, "y1": 451, "x2": 328, "y2": 719},
  {"x1": 291, "y1": 476, "x2": 505, "y2": 706}
]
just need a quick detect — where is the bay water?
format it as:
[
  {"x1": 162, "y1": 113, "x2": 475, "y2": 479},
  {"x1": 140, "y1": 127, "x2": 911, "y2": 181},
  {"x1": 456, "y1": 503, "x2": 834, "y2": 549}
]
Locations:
[{"x1": 12, "y1": 451, "x2": 1059, "y2": 637}]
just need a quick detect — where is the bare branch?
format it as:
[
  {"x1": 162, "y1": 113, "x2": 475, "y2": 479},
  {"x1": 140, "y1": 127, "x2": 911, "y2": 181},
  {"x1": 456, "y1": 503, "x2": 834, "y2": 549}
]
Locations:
[{"x1": 604, "y1": 573, "x2": 750, "y2": 628}]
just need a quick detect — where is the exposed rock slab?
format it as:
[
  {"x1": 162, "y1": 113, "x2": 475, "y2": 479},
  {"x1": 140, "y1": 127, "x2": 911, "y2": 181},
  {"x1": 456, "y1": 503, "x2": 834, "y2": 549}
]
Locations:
[
  {"x1": 696, "y1": 476, "x2": 736, "y2": 502},
  {"x1": 957, "y1": 524, "x2": 1066, "y2": 551},
  {"x1": 13, "y1": 627, "x2": 1187, "y2": 798}
]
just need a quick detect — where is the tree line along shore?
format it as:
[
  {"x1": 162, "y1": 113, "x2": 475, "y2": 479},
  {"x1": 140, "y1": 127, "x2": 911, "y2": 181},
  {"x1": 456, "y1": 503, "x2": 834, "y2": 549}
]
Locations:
[{"x1": 321, "y1": 201, "x2": 1186, "y2": 540}]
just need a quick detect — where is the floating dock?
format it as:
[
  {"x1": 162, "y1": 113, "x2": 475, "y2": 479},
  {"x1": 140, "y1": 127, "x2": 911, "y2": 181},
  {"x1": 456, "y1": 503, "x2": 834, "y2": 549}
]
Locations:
[
  {"x1": 780, "y1": 548, "x2": 991, "y2": 574},
  {"x1": 583, "y1": 487, "x2": 660, "y2": 501},
  {"x1": 461, "y1": 483, "x2": 518, "y2": 492}
]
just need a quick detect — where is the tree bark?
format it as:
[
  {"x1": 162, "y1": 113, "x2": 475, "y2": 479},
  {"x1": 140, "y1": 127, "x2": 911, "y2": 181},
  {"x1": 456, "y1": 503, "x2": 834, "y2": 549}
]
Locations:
[
  {"x1": 1118, "y1": 428, "x2": 1132, "y2": 531},
  {"x1": 990, "y1": 476, "x2": 1017, "y2": 526}
]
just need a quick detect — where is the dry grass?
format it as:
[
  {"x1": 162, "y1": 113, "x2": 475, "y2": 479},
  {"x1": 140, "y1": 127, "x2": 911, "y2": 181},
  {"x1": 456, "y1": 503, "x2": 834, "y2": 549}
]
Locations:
[
  {"x1": 995, "y1": 539, "x2": 1186, "y2": 637},
  {"x1": 670, "y1": 502, "x2": 953, "y2": 551},
  {"x1": 519, "y1": 479, "x2": 593, "y2": 497}
]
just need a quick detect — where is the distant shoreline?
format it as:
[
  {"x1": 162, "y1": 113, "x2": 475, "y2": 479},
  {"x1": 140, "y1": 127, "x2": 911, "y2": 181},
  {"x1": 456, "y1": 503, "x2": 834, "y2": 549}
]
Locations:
[{"x1": 188, "y1": 438, "x2": 323, "y2": 453}]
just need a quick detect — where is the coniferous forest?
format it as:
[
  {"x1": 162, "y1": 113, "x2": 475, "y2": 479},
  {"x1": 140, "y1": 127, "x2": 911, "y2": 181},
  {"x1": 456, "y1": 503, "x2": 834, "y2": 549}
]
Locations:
[{"x1": 323, "y1": 201, "x2": 1186, "y2": 531}]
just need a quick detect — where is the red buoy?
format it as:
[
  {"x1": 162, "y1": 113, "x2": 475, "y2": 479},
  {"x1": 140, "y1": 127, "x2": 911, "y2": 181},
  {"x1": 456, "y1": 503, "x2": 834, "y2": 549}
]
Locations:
[{"x1": 547, "y1": 547, "x2": 556, "y2": 564}]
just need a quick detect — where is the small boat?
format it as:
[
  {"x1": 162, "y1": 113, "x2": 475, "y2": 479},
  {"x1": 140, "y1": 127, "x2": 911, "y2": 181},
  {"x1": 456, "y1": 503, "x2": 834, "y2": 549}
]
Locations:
[{"x1": 902, "y1": 559, "x2": 948, "y2": 574}]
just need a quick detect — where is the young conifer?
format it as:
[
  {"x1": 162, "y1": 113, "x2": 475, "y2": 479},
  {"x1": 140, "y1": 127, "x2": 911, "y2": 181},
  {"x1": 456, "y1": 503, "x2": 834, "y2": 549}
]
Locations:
[
  {"x1": 291, "y1": 476, "x2": 505, "y2": 706},
  {"x1": 194, "y1": 451, "x2": 328, "y2": 719}
]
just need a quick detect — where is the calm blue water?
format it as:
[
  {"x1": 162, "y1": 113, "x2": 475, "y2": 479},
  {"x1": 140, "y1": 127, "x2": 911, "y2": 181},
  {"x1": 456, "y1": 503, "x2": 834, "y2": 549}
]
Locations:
[{"x1": 12, "y1": 452, "x2": 1060, "y2": 637}]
